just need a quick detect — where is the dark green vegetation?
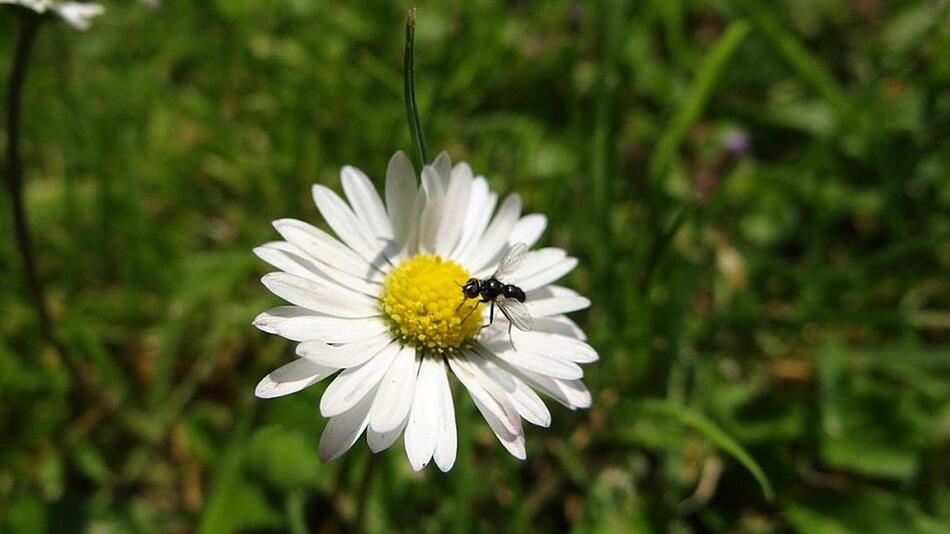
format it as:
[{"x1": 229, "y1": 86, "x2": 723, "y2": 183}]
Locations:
[{"x1": 2, "y1": 0, "x2": 949, "y2": 531}]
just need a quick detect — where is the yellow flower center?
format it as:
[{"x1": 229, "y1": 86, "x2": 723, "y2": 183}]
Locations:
[{"x1": 379, "y1": 255, "x2": 483, "y2": 352}]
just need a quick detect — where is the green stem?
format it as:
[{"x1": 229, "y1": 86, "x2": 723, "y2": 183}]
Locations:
[
  {"x1": 285, "y1": 491, "x2": 308, "y2": 534},
  {"x1": 638, "y1": 203, "x2": 691, "y2": 294},
  {"x1": 403, "y1": 7, "x2": 429, "y2": 167},
  {"x1": 5, "y1": 11, "x2": 107, "y2": 419},
  {"x1": 4, "y1": 12, "x2": 84, "y2": 374},
  {"x1": 355, "y1": 453, "x2": 379, "y2": 531},
  {"x1": 6, "y1": 14, "x2": 52, "y2": 347}
]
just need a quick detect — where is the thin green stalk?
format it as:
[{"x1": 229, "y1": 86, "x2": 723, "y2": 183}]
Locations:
[
  {"x1": 589, "y1": 0, "x2": 629, "y2": 331},
  {"x1": 733, "y1": 0, "x2": 847, "y2": 110},
  {"x1": 638, "y1": 203, "x2": 691, "y2": 294},
  {"x1": 3, "y1": 15, "x2": 134, "y2": 458},
  {"x1": 648, "y1": 20, "x2": 749, "y2": 183},
  {"x1": 4, "y1": 13, "x2": 101, "y2": 402},
  {"x1": 6, "y1": 13, "x2": 53, "y2": 349},
  {"x1": 404, "y1": 7, "x2": 429, "y2": 167},
  {"x1": 355, "y1": 452, "x2": 380, "y2": 531},
  {"x1": 285, "y1": 490, "x2": 308, "y2": 534}
]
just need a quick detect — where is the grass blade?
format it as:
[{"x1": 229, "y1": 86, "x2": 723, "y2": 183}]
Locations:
[
  {"x1": 648, "y1": 20, "x2": 750, "y2": 182},
  {"x1": 634, "y1": 399, "x2": 775, "y2": 501},
  {"x1": 733, "y1": 0, "x2": 847, "y2": 109}
]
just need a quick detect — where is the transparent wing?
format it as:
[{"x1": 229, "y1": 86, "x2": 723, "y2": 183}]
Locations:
[
  {"x1": 495, "y1": 296, "x2": 534, "y2": 332},
  {"x1": 493, "y1": 242, "x2": 528, "y2": 278}
]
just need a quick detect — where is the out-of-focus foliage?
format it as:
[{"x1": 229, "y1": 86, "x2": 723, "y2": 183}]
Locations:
[{"x1": 1, "y1": 0, "x2": 948, "y2": 532}]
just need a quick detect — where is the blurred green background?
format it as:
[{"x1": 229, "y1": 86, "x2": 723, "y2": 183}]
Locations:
[{"x1": 2, "y1": 0, "x2": 950, "y2": 532}]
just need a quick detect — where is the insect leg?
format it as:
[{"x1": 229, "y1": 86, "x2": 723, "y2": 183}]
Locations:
[
  {"x1": 478, "y1": 300, "x2": 495, "y2": 331},
  {"x1": 497, "y1": 305, "x2": 518, "y2": 351},
  {"x1": 459, "y1": 301, "x2": 479, "y2": 324}
]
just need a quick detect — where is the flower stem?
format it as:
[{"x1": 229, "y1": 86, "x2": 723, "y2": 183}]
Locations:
[
  {"x1": 638, "y1": 203, "x2": 691, "y2": 294},
  {"x1": 5, "y1": 13, "x2": 99, "y2": 404},
  {"x1": 6, "y1": 14, "x2": 58, "y2": 347},
  {"x1": 403, "y1": 7, "x2": 429, "y2": 167},
  {"x1": 355, "y1": 453, "x2": 379, "y2": 530}
]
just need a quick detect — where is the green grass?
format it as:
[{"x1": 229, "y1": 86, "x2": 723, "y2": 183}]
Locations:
[{"x1": 1, "y1": 0, "x2": 949, "y2": 532}]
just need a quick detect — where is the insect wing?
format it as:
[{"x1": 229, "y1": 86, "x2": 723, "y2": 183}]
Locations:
[
  {"x1": 494, "y1": 242, "x2": 528, "y2": 278},
  {"x1": 496, "y1": 296, "x2": 534, "y2": 332}
]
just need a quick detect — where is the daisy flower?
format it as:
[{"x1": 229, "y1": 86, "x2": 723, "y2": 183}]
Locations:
[
  {"x1": 254, "y1": 151, "x2": 597, "y2": 471},
  {"x1": 1, "y1": 0, "x2": 104, "y2": 31}
]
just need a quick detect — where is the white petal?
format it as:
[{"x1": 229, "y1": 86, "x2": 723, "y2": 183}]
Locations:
[
  {"x1": 551, "y1": 378, "x2": 592, "y2": 409},
  {"x1": 297, "y1": 334, "x2": 393, "y2": 368},
  {"x1": 369, "y1": 346, "x2": 419, "y2": 434},
  {"x1": 4, "y1": 1, "x2": 49, "y2": 15},
  {"x1": 478, "y1": 247, "x2": 565, "y2": 280},
  {"x1": 432, "y1": 361, "x2": 457, "y2": 472},
  {"x1": 515, "y1": 257, "x2": 578, "y2": 292},
  {"x1": 433, "y1": 163, "x2": 473, "y2": 256},
  {"x1": 273, "y1": 219, "x2": 384, "y2": 282},
  {"x1": 417, "y1": 164, "x2": 446, "y2": 254},
  {"x1": 449, "y1": 178, "x2": 490, "y2": 260},
  {"x1": 514, "y1": 371, "x2": 593, "y2": 410},
  {"x1": 366, "y1": 412, "x2": 408, "y2": 453},
  {"x1": 385, "y1": 152, "x2": 418, "y2": 253},
  {"x1": 254, "y1": 242, "x2": 322, "y2": 282},
  {"x1": 53, "y1": 2, "x2": 104, "y2": 31},
  {"x1": 341, "y1": 165, "x2": 393, "y2": 240},
  {"x1": 474, "y1": 357, "x2": 551, "y2": 428},
  {"x1": 480, "y1": 340, "x2": 584, "y2": 380},
  {"x1": 275, "y1": 316, "x2": 390, "y2": 343},
  {"x1": 431, "y1": 151, "x2": 452, "y2": 187},
  {"x1": 500, "y1": 248, "x2": 565, "y2": 280},
  {"x1": 253, "y1": 306, "x2": 312, "y2": 335},
  {"x1": 254, "y1": 241, "x2": 380, "y2": 297},
  {"x1": 506, "y1": 331, "x2": 598, "y2": 363},
  {"x1": 448, "y1": 355, "x2": 520, "y2": 437},
  {"x1": 506, "y1": 373, "x2": 551, "y2": 428},
  {"x1": 319, "y1": 385, "x2": 376, "y2": 461},
  {"x1": 255, "y1": 358, "x2": 336, "y2": 399},
  {"x1": 471, "y1": 396, "x2": 527, "y2": 460},
  {"x1": 462, "y1": 194, "x2": 522, "y2": 273},
  {"x1": 507, "y1": 214, "x2": 547, "y2": 249},
  {"x1": 261, "y1": 272, "x2": 379, "y2": 318},
  {"x1": 319, "y1": 342, "x2": 400, "y2": 417},
  {"x1": 533, "y1": 315, "x2": 587, "y2": 340},
  {"x1": 528, "y1": 285, "x2": 582, "y2": 299},
  {"x1": 525, "y1": 293, "x2": 591, "y2": 318},
  {"x1": 313, "y1": 185, "x2": 392, "y2": 265},
  {"x1": 404, "y1": 357, "x2": 445, "y2": 471}
]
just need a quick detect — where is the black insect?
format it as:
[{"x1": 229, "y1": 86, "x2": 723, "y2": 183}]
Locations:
[{"x1": 458, "y1": 243, "x2": 534, "y2": 346}]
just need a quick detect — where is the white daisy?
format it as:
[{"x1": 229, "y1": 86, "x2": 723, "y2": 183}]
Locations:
[
  {"x1": 1, "y1": 0, "x2": 104, "y2": 31},
  {"x1": 254, "y1": 151, "x2": 597, "y2": 471}
]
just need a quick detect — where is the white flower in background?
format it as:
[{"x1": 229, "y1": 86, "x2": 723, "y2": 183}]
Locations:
[
  {"x1": 50, "y1": 2, "x2": 103, "y2": 30},
  {"x1": 0, "y1": 0, "x2": 104, "y2": 31},
  {"x1": 254, "y1": 152, "x2": 596, "y2": 471},
  {"x1": 0, "y1": 0, "x2": 50, "y2": 11}
]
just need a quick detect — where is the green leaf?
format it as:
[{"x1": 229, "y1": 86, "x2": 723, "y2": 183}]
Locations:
[
  {"x1": 245, "y1": 425, "x2": 323, "y2": 490},
  {"x1": 576, "y1": 469, "x2": 653, "y2": 534},
  {"x1": 816, "y1": 345, "x2": 931, "y2": 480},
  {"x1": 631, "y1": 399, "x2": 775, "y2": 501},
  {"x1": 787, "y1": 488, "x2": 947, "y2": 534},
  {"x1": 198, "y1": 404, "x2": 280, "y2": 534},
  {"x1": 734, "y1": 0, "x2": 848, "y2": 110},
  {"x1": 4, "y1": 495, "x2": 47, "y2": 534}
]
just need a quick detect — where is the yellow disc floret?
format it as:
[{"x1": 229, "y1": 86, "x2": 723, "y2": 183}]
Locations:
[{"x1": 379, "y1": 255, "x2": 483, "y2": 352}]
